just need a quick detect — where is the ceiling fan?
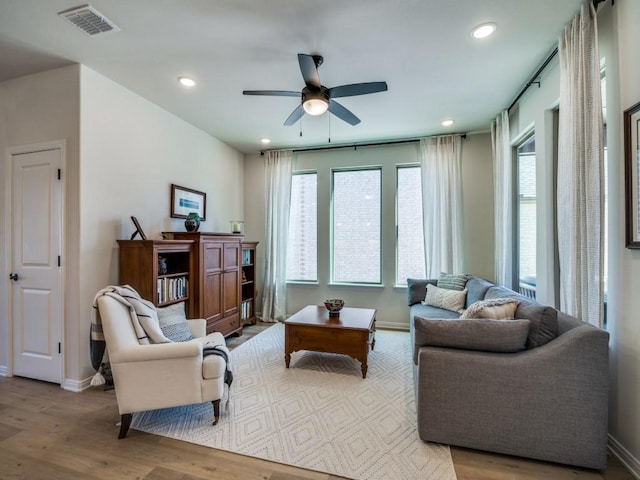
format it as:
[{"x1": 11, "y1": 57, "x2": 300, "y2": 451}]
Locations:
[{"x1": 243, "y1": 53, "x2": 388, "y2": 126}]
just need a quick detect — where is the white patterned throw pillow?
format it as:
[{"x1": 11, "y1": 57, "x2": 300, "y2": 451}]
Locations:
[
  {"x1": 422, "y1": 284, "x2": 468, "y2": 313},
  {"x1": 157, "y1": 302, "x2": 194, "y2": 343},
  {"x1": 460, "y1": 297, "x2": 520, "y2": 320}
]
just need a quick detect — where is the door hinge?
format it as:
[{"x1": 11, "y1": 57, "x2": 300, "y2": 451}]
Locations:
[
  {"x1": 58, "y1": 342, "x2": 61, "y2": 354},
  {"x1": 57, "y1": 168, "x2": 61, "y2": 180},
  {"x1": 58, "y1": 255, "x2": 61, "y2": 267}
]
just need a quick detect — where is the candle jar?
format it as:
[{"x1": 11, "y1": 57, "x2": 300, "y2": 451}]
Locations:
[{"x1": 230, "y1": 220, "x2": 244, "y2": 234}]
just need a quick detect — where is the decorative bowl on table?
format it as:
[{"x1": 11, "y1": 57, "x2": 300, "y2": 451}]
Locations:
[{"x1": 324, "y1": 299, "x2": 344, "y2": 316}]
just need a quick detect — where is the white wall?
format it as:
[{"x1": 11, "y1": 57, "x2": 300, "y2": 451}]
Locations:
[
  {"x1": 602, "y1": 0, "x2": 640, "y2": 475},
  {"x1": 511, "y1": 1, "x2": 640, "y2": 474},
  {"x1": 0, "y1": 65, "x2": 81, "y2": 378},
  {"x1": 243, "y1": 134, "x2": 494, "y2": 330},
  {"x1": 0, "y1": 65, "x2": 244, "y2": 387},
  {"x1": 77, "y1": 66, "x2": 244, "y2": 382}
]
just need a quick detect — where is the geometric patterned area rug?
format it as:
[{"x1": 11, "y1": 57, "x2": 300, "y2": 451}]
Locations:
[{"x1": 131, "y1": 323, "x2": 457, "y2": 480}]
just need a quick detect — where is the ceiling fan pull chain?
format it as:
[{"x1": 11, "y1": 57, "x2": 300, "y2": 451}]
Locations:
[{"x1": 328, "y1": 111, "x2": 331, "y2": 143}]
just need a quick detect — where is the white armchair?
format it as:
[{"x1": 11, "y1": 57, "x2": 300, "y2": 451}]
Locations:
[{"x1": 96, "y1": 295, "x2": 230, "y2": 438}]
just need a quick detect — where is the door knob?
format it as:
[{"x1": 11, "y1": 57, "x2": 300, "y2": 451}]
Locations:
[{"x1": 9, "y1": 273, "x2": 19, "y2": 281}]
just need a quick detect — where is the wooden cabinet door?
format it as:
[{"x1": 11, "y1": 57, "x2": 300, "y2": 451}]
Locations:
[
  {"x1": 222, "y1": 270, "x2": 239, "y2": 317},
  {"x1": 223, "y1": 242, "x2": 240, "y2": 270},
  {"x1": 202, "y1": 242, "x2": 223, "y2": 322},
  {"x1": 203, "y1": 271, "x2": 222, "y2": 322}
]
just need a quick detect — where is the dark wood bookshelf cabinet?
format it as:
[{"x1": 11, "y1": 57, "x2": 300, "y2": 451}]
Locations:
[
  {"x1": 164, "y1": 232, "x2": 243, "y2": 337},
  {"x1": 117, "y1": 239, "x2": 193, "y2": 313},
  {"x1": 241, "y1": 241, "x2": 259, "y2": 325}
]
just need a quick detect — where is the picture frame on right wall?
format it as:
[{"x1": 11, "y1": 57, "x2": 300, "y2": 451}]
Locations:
[{"x1": 624, "y1": 101, "x2": 640, "y2": 248}]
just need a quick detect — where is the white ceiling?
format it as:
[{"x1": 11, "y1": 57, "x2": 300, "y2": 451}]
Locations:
[{"x1": 0, "y1": 0, "x2": 584, "y2": 154}]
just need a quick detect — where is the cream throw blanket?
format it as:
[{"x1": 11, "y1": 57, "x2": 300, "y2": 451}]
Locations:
[{"x1": 90, "y1": 285, "x2": 170, "y2": 386}]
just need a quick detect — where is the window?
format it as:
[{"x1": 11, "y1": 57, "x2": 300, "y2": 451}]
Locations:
[
  {"x1": 286, "y1": 172, "x2": 317, "y2": 281},
  {"x1": 516, "y1": 135, "x2": 537, "y2": 299},
  {"x1": 396, "y1": 166, "x2": 425, "y2": 285},
  {"x1": 332, "y1": 168, "x2": 381, "y2": 284}
]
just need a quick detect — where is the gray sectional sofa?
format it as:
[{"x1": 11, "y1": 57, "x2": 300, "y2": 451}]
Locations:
[{"x1": 407, "y1": 276, "x2": 609, "y2": 470}]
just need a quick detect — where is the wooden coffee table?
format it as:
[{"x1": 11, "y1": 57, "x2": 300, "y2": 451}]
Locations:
[{"x1": 284, "y1": 305, "x2": 376, "y2": 378}]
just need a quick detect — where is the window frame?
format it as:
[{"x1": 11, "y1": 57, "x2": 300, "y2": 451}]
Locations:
[
  {"x1": 330, "y1": 166, "x2": 383, "y2": 286},
  {"x1": 395, "y1": 163, "x2": 425, "y2": 287},
  {"x1": 513, "y1": 131, "x2": 537, "y2": 298},
  {"x1": 286, "y1": 170, "x2": 318, "y2": 283}
]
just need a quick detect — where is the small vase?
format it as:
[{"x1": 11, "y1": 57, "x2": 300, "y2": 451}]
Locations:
[
  {"x1": 158, "y1": 256, "x2": 168, "y2": 275},
  {"x1": 185, "y1": 212, "x2": 200, "y2": 232}
]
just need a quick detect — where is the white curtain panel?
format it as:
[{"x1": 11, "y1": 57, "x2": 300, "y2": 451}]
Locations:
[
  {"x1": 420, "y1": 135, "x2": 465, "y2": 278},
  {"x1": 262, "y1": 150, "x2": 293, "y2": 323},
  {"x1": 557, "y1": 2, "x2": 604, "y2": 327},
  {"x1": 491, "y1": 110, "x2": 514, "y2": 288}
]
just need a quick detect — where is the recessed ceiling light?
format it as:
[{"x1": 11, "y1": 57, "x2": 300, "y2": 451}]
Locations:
[
  {"x1": 442, "y1": 119, "x2": 454, "y2": 127},
  {"x1": 178, "y1": 76, "x2": 196, "y2": 87},
  {"x1": 472, "y1": 22, "x2": 497, "y2": 39},
  {"x1": 260, "y1": 138, "x2": 271, "y2": 144}
]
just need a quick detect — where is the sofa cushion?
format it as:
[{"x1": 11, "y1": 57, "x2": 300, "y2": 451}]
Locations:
[
  {"x1": 436, "y1": 272, "x2": 469, "y2": 291},
  {"x1": 461, "y1": 298, "x2": 520, "y2": 320},
  {"x1": 516, "y1": 300, "x2": 558, "y2": 348},
  {"x1": 157, "y1": 302, "x2": 194, "y2": 343},
  {"x1": 411, "y1": 303, "x2": 460, "y2": 321},
  {"x1": 407, "y1": 278, "x2": 437, "y2": 306},
  {"x1": 485, "y1": 286, "x2": 530, "y2": 303},
  {"x1": 423, "y1": 284, "x2": 467, "y2": 313},
  {"x1": 413, "y1": 316, "x2": 530, "y2": 360},
  {"x1": 465, "y1": 277, "x2": 494, "y2": 308}
]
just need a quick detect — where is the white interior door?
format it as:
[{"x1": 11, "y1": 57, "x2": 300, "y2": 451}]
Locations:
[{"x1": 11, "y1": 147, "x2": 63, "y2": 384}]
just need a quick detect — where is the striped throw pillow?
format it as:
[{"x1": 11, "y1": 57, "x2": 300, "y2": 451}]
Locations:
[{"x1": 437, "y1": 272, "x2": 469, "y2": 291}]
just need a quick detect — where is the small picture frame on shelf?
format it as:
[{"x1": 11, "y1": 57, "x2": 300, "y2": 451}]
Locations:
[
  {"x1": 130, "y1": 216, "x2": 147, "y2": 240},
  {"x1": 171, "y1": 184, "x2": 206, "y2": 220}
]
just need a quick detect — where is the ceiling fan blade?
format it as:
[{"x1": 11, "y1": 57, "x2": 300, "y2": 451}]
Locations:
[
  {"x1": 298, "y1": 54, "x2": 321, "y2": 89},
  {"x1": 328, "y1": 100, "x2": 361, "y2": 125},
  {"x1": 242, "y1": 90, "x2": 300, "y2": 97},
  {"x1": 284, "y1": 104, "x2": 305, "y2": 126},
  {"x1": 328, "y1": 81, "x2": 388, "y2": 98}
]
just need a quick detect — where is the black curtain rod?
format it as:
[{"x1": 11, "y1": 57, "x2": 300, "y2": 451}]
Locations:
[
  {"x1": 260, "y1": 134, "x2": 467, "y2": 156},
  {"x1": 294, "y1": 137, "x2": 418, "y2": 153},
  {"x1": 507, "y1": 47, "x2": 558, "y2": 113},
  {"x1": 507, "y1": 0, "x2": 608, "y2": 114}
]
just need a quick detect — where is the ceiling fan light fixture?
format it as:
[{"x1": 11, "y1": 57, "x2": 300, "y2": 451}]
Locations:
[{"x1": 303, "y1": 98, "x2": 329, "y2": 116}]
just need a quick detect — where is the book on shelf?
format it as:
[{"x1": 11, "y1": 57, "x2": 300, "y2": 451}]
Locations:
[
  {"x1": 156, "y1": 276, "x2": 188, "y2": 304},
  {"x1": 241, "y1": 300, "x2": 253, "y2": 320},
  {"x1": 242, "y1": 249, "x2": 251, "y2": 266}
]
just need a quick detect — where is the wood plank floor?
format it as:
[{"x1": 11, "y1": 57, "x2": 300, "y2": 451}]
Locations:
[{"x1": 0, "y1": 323, "x2": 634, "y2": 480}]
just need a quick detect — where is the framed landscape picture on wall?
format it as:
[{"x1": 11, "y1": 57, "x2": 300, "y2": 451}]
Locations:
[
  {"x1": 171, "y1": 184, "x2": 206, "y2": 220},
  {"x1": 625, "y1": 101, "x2": 640, "y2": 248}
]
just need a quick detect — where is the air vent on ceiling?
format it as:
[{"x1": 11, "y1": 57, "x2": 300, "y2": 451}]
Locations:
[{"x1": 58, "y1": 5, "x2": 120, "y2": 36}]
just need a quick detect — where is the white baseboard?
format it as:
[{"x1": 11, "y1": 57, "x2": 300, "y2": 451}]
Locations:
[
  {"x1": 375, "y1": 321, "x2": 409, "y2": 332},
  {"x1": 609, "y1": 434, "x2": 640, "y2": 479},
  {"x1": 62, "y1": 377, "x2": 93, "y2": 392},
  {"x1": 0, "y1": 365, "x2": 8, "y2": 377}
]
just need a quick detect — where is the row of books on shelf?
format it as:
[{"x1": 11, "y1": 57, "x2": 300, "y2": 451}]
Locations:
[
  {"x1": 241, "y1": 300, "x2": 253, "y2": 320},
  {"x1": 157, "y1": 276, "x2": 188, "y2": 304},
  {"x1": 242, "y1": 249, "x2": 252, "y2": 266}
]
